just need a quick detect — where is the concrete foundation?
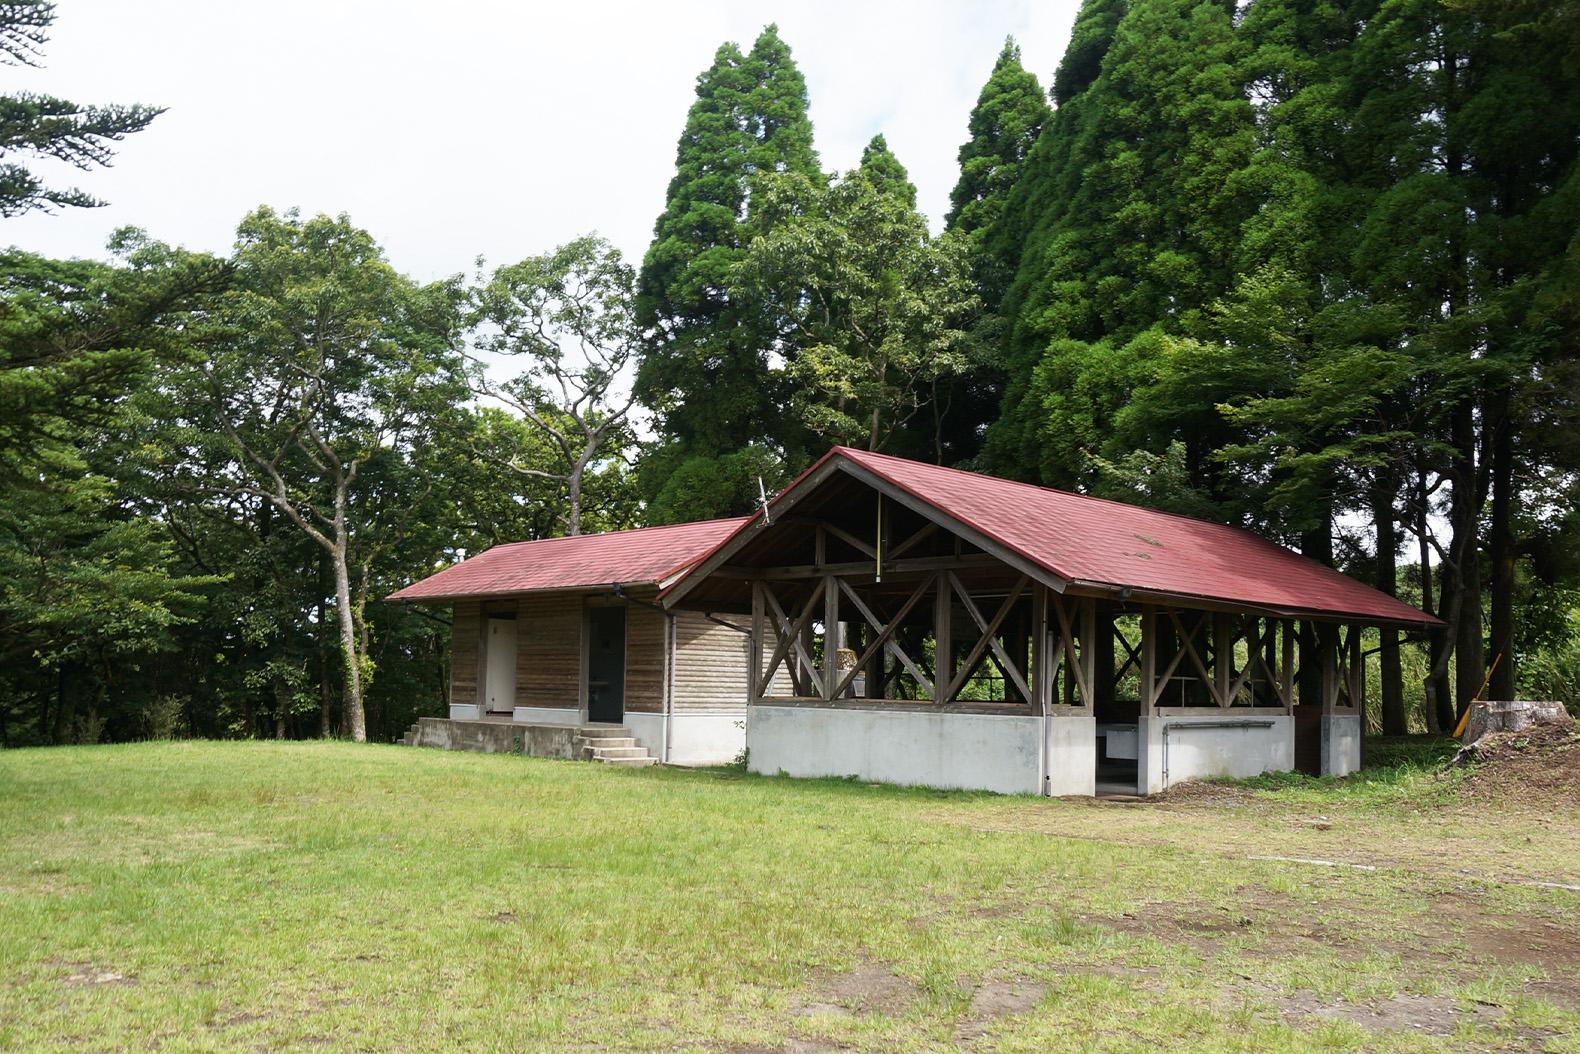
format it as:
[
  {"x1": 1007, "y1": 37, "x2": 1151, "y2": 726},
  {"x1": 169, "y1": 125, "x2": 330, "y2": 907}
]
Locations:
[
  {"x1": 1136, "y1": 713, "x2": 1294, "y2": 794},
  {"x1": 412, "y1": 717, "x2": 579, "y2": 759},
  {"x1": 746, "y1": 703, "x2": 1043, "y2": 796},
  {"x1": 1320, "y1": 713, "x2": 1362, "y2": 777},
  {"x1": 1044, "y1": 715, "x2": 1097, "y2": 797}
]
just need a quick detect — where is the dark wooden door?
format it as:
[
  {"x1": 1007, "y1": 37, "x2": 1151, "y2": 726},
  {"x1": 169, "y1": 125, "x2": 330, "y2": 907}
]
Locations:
[{"x1": 586, "y1": 606, "x2": 626, "y2": 723}]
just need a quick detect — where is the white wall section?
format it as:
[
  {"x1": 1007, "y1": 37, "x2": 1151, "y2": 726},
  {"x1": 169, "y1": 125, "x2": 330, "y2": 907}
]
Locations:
[{"x1": 746, "y1": 704, "x2": 1042, "y2": 796}]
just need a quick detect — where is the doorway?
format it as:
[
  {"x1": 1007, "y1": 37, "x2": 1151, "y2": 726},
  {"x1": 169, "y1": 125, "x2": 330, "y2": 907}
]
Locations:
[{"x1": 586, "y1": 606, "x2": 626, "y2": 724}]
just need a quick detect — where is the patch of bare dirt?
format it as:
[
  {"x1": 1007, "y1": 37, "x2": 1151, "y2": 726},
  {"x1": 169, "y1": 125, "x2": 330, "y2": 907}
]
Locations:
[
  {"x1": 1427, "y1": 891, "x2": 1580, "y2": 975},
  {"x1": 1458, "y1": 722, "x2": 1580, "y2": 805},
  {"x1": 1252, "y1": 987, "x2": 1504, "y2": 1036},
  {"x1": 727, "y1": 1043, "x2": 838, "y2": 1054},
  {"x1": 953, "y1": 979, "x2": 1048, "y2": 1042},
  {"x1": 793, "y1": 961, "x2": 918, "y2": 1019}
]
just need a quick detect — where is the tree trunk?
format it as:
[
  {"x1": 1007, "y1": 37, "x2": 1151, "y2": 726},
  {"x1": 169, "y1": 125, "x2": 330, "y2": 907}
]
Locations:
[
  {"x1": 1374, "y1": 474, "x2": 1406, "y2": 734},
  {"x1": 1488, "y1": 392, "x2": 1516, "y2": 700},
  {"x1": 331, "y1": 544, "x2": 366, "y2": 742},
  {"x1": 1450, "y1": 401, "x2": 1483, "y2": 722},
  {"x1": 1416, "y1": 466, "x2": 1449, "y2": 732},
  {"x1": 274, "y1": 679, "x2": 289, "y2": 740}
]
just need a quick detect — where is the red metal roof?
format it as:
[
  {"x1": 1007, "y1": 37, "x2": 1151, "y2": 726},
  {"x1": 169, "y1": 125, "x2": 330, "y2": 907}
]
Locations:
[
  {"x1": 675, "y1": 447, "x2": 1440, "y2": 626},
  {"x1": 387, "y1": 517, "x2": 749, "y2": 602}
]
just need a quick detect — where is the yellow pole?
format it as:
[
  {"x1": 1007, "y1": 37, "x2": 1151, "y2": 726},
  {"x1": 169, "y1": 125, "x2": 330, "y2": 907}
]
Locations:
[{"x1": 1452, "y1": 652, "x2": 1502, "y2": 738}]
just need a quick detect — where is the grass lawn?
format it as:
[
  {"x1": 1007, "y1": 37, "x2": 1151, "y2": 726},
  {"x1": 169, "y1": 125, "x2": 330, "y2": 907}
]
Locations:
[{"x1": 0, "y1": 740, "x2": 1575, "y2": 1053}]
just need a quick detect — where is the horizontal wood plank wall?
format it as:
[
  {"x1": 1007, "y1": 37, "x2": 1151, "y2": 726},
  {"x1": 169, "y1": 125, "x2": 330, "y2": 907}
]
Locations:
[
  {"x1": 625, "y1": 605, "x2": 666, "y2": 714},
  {"x1": 517, "y1": 594, "x2": 581, "y2": 711},
  {"x1": 672, "y1": 612, "x2": 773, "y2": 712},
  {"x1": 450, "y1": 601, "x2": 480, "y2": 708}
]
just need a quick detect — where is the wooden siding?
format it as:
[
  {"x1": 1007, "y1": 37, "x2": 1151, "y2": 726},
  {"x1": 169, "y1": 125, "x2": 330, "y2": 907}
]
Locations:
[
  {"x1": 450, "y1": 601, "x2": 481, "y2": 707},
  {"x1": 625, "y1": 605, "x2": 666, "y2": 714},
  {"x1": 671, "y1": 612, "x2": 767, "y2": 713},
  {"x1": 516, "y1": 594, "x2": 582, "y2": 711}
]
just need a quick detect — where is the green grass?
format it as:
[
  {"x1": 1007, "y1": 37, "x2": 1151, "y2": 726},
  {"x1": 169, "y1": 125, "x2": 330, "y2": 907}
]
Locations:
[{"x1": 0, "y1": 742, "x2": 1575, "y2": 1053}]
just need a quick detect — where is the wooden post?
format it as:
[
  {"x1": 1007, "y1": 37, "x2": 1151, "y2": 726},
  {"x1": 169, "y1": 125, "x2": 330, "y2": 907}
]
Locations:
[
  {"x1": 822, "y1": 574, "x2": 838, "y2": 700},
  {"x1": 1213, "y1": 613, "x2": 1232, "y2": 707},
  {"x1": 1079, "y1": 597, "x2": 1097, "y2": 707},
  {"x1": 1319, "y1": 624, "x2": 1338, "y2": 712},
  {"x1": 1348, "y1": 624, "x2": 1364, "y2": 709},
  {"x1": 749, "y1": 581, "x2": 765, "y2": 703},
  {"x1": 1032, "y1": 585, "x2": 1050, "y2": 714},
  {"x1": 934, "y1": 571, "x2": 952, "y2": 701},
  {"x1": 1140, "y1": 605, "x2": 1157, "y2": 713},
  {"x1": 1280, "y1": 619, "x2": 1295, "y2": 711}
]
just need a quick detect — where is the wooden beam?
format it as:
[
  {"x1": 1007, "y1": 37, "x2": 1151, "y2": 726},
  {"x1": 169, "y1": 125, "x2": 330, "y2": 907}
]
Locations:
[
  {"x1": 1051, "y1": 595, "x2": 1093, "y2": 703},
  {"x1": 888, "y1": 521, "x2": 939, "y2": 560},
  {"x1": 832, "y1": 459, "x2": 1070, "y2": 595},
  {"x1": 711, "y1": 553, "x2": 1006, "y2": 581},
  {"x1": 831, "y1": 575, "x2": 934, "y2": 699},
  {"x1": 759, "y1": 581, "x2": 823, "y2": 698},
  {"x1": 1168, "y1": 610, "x2": 1218, "y2": 705},
  {"x1": 945, "y1": 573, "x2": 1030, "y2": 703}
]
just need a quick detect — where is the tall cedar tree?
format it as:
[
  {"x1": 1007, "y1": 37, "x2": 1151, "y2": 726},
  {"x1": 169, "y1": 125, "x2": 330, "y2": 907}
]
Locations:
[
  {"x1": 940, "y1": 38, "x2": 1050, "y2": 462},
  {"x1": 947, "y1": 37, "x2": 1051, "y2": 302},
  {"x1": 984, "y1": 0, "x2": 1255, "y2": 490},
  {"x1": 634, "y1": 25, "x2": 818, "y2": 515}
]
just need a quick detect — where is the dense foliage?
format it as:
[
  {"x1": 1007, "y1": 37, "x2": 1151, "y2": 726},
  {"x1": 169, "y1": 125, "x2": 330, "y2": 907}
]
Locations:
[{"x1": 2, "y1": 1, "x2": 1577, "y2": 744}]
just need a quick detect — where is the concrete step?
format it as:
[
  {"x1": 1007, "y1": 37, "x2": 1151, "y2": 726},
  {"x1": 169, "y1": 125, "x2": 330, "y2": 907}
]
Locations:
[
  {"x1": 599, "y1": 756, "x2": 657, "y2": 767},
  {"x1": 575, "y1": 735, "x2": 636, "y2": 750},
  {"x1": 588, "y1": 745, "x2": 649, "y2": 760},
  {"x1": 577, "y1": 725, "x2": 633, "y2": 739}
]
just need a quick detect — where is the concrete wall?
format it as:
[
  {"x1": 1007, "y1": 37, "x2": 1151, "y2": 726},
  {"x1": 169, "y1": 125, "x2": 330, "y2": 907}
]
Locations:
[
  {"x1": 413, "y1": 717, "x2": 580, "y2": 759},
  {"x1": 1136, "y1": 713, "x2": 1294, "y2": 794},
  {"x1": 624, "y1": 711, "x2": 747, "y2": 767},
  {"x1": 746, "y1": 703, "x2": 1042, "y2": 796},
  {"x1": 1045, "y1": 715, "x2": 1097, "y2": 797},
  {"x1": 512, "y1": 706, "x2": 581, "y2": 726},
  {"x1": 1321, "y1": 714, "x2": 1362, "y2": 777}
]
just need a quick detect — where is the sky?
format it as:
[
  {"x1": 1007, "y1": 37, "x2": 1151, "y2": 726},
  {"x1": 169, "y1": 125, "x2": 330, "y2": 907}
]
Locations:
[{"x1": 5, "y1": 0, "x2": 1082, "y2": 282}]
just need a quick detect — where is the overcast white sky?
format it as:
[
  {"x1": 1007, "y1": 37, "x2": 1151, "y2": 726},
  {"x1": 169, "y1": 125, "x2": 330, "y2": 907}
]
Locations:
[{"x1": 5, "y1": 0, "x2": 1081, "y2": 281}]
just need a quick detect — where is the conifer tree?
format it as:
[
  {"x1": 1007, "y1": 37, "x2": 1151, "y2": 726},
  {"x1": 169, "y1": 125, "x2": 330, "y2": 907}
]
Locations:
[
  {"x1": 634, "y1": 24, "x2": 819, "y2": 507},
  {"x1": 0, "y1": 2, "x2": 163, "y2": 216},
  {"x1": 857, "y1": 134, "x2": 916, "y2": 208},
  {"x1": 946, "y1": 38, "x2": 1050, "y2": 286},
  {"x1": 936, "y1": 39, "x2": 1051, "y2": 462},
  {"x1": 983, "y1": 0, "x2": 1255, "y2": 487}
]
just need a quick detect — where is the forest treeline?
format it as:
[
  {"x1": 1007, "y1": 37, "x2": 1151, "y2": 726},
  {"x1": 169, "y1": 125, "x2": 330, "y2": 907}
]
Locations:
[{"x1": 2, "y1": 0, "x2": 1577, "y2": 746}]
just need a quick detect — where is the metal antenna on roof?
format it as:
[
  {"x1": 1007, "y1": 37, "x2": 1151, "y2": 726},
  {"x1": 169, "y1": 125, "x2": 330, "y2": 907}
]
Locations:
[{"x1": 757, "y1": 476, "x2": 772, "y2": 526}]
